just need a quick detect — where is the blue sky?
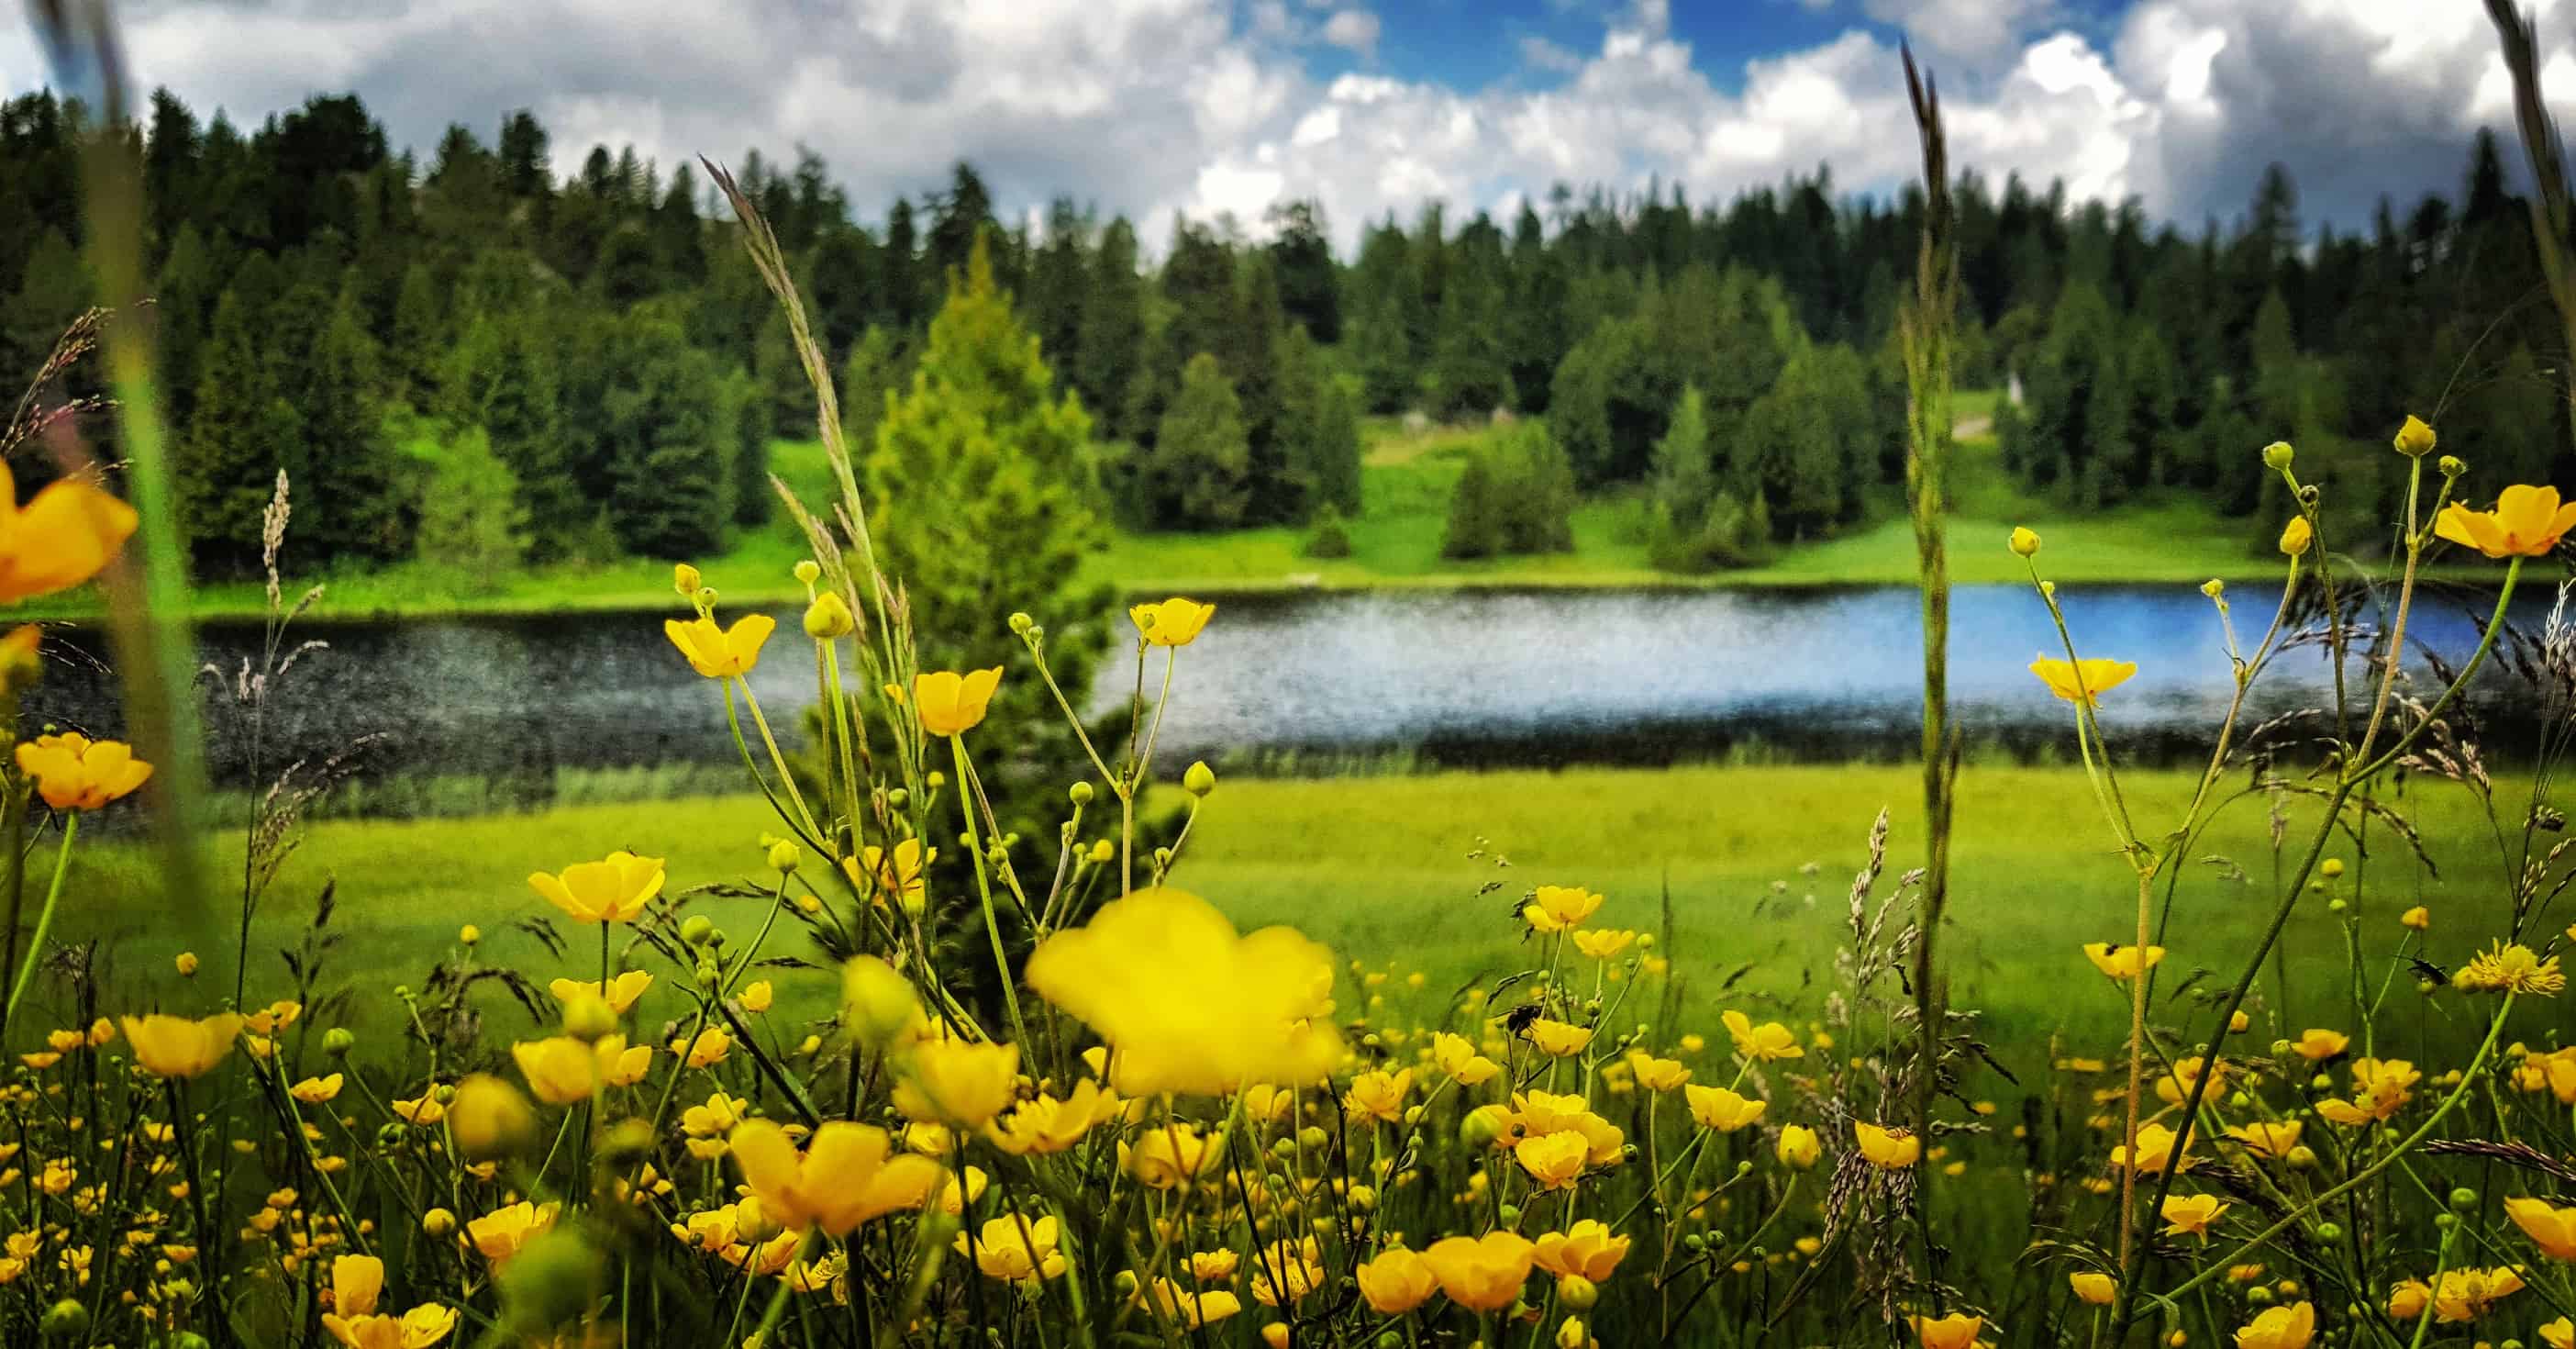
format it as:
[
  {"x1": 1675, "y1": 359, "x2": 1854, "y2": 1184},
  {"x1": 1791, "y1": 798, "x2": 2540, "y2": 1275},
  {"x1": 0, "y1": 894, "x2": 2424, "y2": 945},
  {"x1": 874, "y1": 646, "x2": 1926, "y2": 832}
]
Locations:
[{"x1": 6, "y1": 0, "x2": 2572, "y2": 250}]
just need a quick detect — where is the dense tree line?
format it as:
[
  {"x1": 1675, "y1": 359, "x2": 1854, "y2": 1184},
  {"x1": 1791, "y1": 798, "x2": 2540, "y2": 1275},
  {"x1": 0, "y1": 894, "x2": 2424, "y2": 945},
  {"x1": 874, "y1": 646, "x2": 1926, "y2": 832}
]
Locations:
[{"x1": 2, "y1": 86, "x2": 2565, "y2": 583}]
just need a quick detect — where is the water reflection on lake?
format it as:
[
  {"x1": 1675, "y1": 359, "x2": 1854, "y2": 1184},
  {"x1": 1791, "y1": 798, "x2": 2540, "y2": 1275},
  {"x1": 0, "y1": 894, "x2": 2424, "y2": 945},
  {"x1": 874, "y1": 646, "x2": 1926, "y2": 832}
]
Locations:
[{"x1": 24, "y1": 582, "x2": 2552, "y2": 796}]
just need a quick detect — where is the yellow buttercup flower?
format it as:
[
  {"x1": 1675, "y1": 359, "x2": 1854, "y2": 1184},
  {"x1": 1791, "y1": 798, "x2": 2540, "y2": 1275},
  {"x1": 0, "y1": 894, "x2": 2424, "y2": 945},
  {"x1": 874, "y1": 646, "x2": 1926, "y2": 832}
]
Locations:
[
  {"x1": 527, "y1": 851, "x2": 665, "y2": 925},
  {"x1": 1515, "y1": 1131, "x2": 1589, "y2": 1189},
  {"x1": 1342, "y1": 1067, "x2": 1413, "y2": 1123},
  {"x1": 318, "y1": 1253, "x2": 458, "y2": 1349},
  {"x1": 2278, "y1": 516, "x2": 2312, "y2": 558},
  {"x1": 672, "y1": 1028, "x2": 732, "y2": 1069},
  {"x1": 511, "y1": 1035, "x2": 647, "y2": 1106},
  {"x1": 1914, "y1": 1313, "x2": 1981, "y2": 1349},
  {"x1": 984, "y1": 1079, "x2": 1121, "y2": 1156},
  {"x1": 1532, "y1": 1221, "x2": 1629, "y2": 1282},
  {"x1": 0, "y1": 462, "x2": 138, "y2": 603},
  {"x1": 844, "y1": 838, "x2": 933, "y2": 909},
  {"x1": 2234, "y1": 1302, "x2": 2314, "y2": 1349},
  {"x1": 2070, "y1": 1271, "x2": 2115, "y2": 1306},
  {"x1": 2437, "y1": 485, "x2": 2576, "y2": 558},
  {"x1": 1026, "y1": 887, "x2": 1341, "y2": 1097},
  {"x1": 2082, "y1": 942, "x2": 2163, "y2": 980},
  {"x1": 1776, "y1": 1124, "x2": 1822, "y2": 1169},
  {"x1": 663, "y1": 613, "x2": 775, "y2": 678},
  {"x1": 2387, "y1": 1278, "x2": 2429, "y2": 1321},
  {"x1": 1723, "y1": 1010, "x2": 1801, "y2": 1062},
  {"x1": 120, "y1": 1013, "x2": 243, "y2": 1079},
  {"x1": 548, "y1": 971, "x2": 653, "y2": 1015},
  {"x1": 1526, "y1": 1018, "x2": 1593, "y2": 1057},
  {"x1": 290, "y1": 1074, "x2": 344, "y2": 1105},
  {"x1": 2155, "y1": 1055, "x2": 2224, "y2": 1107},
  {"x1": 1356, "y1": 1247, "x2": 1438, "y2": 1314},
  {"x1": 915, "y1": 668, "x2": 1003, "y2": 737},
  {"x1": 1433, "y1": 1031, "x2": 1500, "y2": 1086},
  {"x1": 1124, "y1": 1120, "x2": 1217, "y2": 1189},
  {"x1": 2313, "y1": 1056, "x2": 2421, "y2": 1128},
  {"x1": 1571, "y1": 928, "x2": 1637, "y2": 960},
  {"x1": 2401, "y1": 905, "x2": 2430, "y2": 931},
  {"x1": 1138, "y1": 1277, "x2": 1241, "y2": 1329},
  {"x1": 1855, "y1": 1121, "x2": 1920, "y2": 1168},
  {"x1": 2159, "y1": 1192, "x2": 2228, "y2": 1239},
  {"x1": 13, "y1": 734, "x2": 152, "y2": 811},
  {"x1": 2432, "y1": 1266, "x2": 2522, "y2": 1321},
  {"x1": 954, "y1": 1214, "x2": 1064, "y2": 1283},
  {"x1": 2290, "y1": 1029, "x2": 2348, "y2": 1061},
  {"x1": 1624, "y1": 1051, "x2": 1690, "y2": 1092},
  {"x1": 2545, "y1": 1316, "x2": 2576, "y2": 1349},
  {"x1": 2508, "y1": 1197, "x2": 2576, "y2": 1262},
  {"x1": 2226, "y1": 1120, "x2": 2301, "y2": 1159},
  {"x1": 894, "y1": 1039, "x2": 1021, "y2": 1129},
  {"x1": 1421, "y1": 1231, "x2": 1536, "y2": 1311},
  {"x1": 729, "y1": 1120, "x2": 941, "y2": 1236},
  {"x1": 2110, "y1": 1122, "x2": 2185, "y2": 1173},
  {"x1": 1682, "y1": 1084, "x2": 1766, "y2": 1132},
  {"x1": 1129, "y1": 597, "x2": 1216, "y2": 646},
  {"x1": 2028, "y1": 655, "x2": 2138, "y2": 708},
  {"x1": 2455, "y1": 941, "x2": 2564, "y2": 996},
  {"x1": 466, "y1": 1201, "x2": 558, "y2": 1265},
  {"x1": 1523, "y1": 885, "x2": 1604, "y2": 933}
]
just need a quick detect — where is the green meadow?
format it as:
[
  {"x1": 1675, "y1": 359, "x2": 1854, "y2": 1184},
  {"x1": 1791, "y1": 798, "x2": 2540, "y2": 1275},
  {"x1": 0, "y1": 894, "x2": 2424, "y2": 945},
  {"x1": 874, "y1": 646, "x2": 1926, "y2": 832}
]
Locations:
[{"x1": 40, "y1": 764, "x2": 2536, "y2": 1077}]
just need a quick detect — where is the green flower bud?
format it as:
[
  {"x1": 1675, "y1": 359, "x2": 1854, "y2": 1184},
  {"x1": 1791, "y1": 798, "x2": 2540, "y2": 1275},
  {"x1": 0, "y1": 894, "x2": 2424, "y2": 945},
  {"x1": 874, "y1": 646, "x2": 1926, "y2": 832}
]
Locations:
[
  {"x1": 2313, "y1": 1221, "x2": 2342, "y2": 1243},
  {"x1": 767, "y1": 840, "x2": 800, "y2": 874},
  {"x1": 680, "y1": 916, "x2": 716, "y2": 947},
  {"x1": 40, "y1": 1299, "x2": 87, "y2": 1339},
  {"x1": 1008, "y1": 612, "x2": 1035, "y2": 636},
  {"x1": 561, "y1": 993, "x2": 618, "y2": 1043},
  {"x1": 792, "y1": 560, "x2": 821, "y2": 585},
  {"x1": 1183, "y1": 761, "x2": 1216, "y2": 797},
  {"x1": 1070, "y1": 781, "x2": 1094, "y2": 807},
  {"x1": 497, "y1": 1229, "x2": 603, "y2": 1332},
  {"x1": 2450, "y1": 1187, "x2": 2480, "y2": 1211},
  {"x1": 803, "y1": 592, "x2": 855, "y2": 640},
  {"x1": 2262, "y1": 440, "x2": 2294, "y2": 471},
  {"x1": 323, "y1": 1027, "x2": 356, "y2": 1058},
  {"x1": 2438, "y1": 454, "x2": 2466, "y2": 479}
]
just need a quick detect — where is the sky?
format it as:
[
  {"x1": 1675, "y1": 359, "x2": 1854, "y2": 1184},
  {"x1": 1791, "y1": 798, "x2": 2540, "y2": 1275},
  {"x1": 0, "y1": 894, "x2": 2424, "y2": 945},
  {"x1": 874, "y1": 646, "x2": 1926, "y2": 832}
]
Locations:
[{"x1": 9, "y1": 0, "x2": 2576, "y2": 251}]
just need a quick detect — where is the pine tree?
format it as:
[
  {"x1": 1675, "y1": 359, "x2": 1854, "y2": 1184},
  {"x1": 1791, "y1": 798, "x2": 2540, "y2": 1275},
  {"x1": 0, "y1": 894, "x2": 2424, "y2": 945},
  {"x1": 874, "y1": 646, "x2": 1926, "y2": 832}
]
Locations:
[
  {"x1": 183, "y1": 286, "x2": 295, "y2": 574},
  {"x1": 1429, "y1": 235, "x2": 1514, "y2": 418},
  {"x1": 295, "y1": 281, "x2": 408, "y2": 562},
  {"x1": 1440, "y1": 453, "x2": 1501, "y2": 560},
  {"x1": 866, "y1": 236, "x2": 1108, "y2": 835},
  {"x1": 722, "y1": 365, "x2": 772, "y2": 529},
  {"x1": 1308, "y1": 378, "x2": 1364, "y2": 517},
  {"x1": 415, "y1": 426, "x2": 528, "y2": 589},
  {"x1": 840, "y1": 326, "x2": 911, "y2": 456},
  {"x1": 603, "y1": 312, "x2": 727, "y2": 558},
  {"x1": 1074, "y1": 217, "x2": 1145, "y2": 440},
  {"x1": 1140, "y1": 352, "x2": 1252, "y2": 530}
]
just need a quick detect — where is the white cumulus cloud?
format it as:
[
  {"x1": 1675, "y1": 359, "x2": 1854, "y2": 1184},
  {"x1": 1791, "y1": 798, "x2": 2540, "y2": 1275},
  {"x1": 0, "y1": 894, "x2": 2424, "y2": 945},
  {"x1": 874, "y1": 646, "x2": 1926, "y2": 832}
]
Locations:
[{"x1": 4, "y1": 0, "x2": 2571, "y2": 254}]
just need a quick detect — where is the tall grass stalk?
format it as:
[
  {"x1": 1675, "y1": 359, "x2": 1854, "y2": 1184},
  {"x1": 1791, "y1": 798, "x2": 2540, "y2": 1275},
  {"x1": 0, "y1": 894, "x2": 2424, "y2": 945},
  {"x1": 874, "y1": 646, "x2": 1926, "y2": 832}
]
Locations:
[
  {"x1": 30, "y1": 0, "x2": 219, "y2": 991},
  {"x1": 1898, "y1": 43, "x2": 1962, "y2": 1164}
]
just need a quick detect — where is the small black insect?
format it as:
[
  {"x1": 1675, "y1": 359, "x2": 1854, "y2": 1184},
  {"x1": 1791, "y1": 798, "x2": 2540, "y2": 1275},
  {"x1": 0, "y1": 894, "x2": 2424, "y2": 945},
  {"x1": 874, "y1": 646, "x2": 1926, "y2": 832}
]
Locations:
[
  {"x1": 1502, "y1": 1002, "x2": 1544, "y2": 1036},
  {"x1": 2409, "y1": 956, "x2": 2449, "y2": 987}
]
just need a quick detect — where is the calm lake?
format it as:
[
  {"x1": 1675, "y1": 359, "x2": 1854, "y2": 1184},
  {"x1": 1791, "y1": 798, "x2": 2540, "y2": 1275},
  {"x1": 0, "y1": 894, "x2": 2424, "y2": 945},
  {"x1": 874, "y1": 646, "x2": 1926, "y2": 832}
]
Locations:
[{"x1": 22, "y1": 582, "x2": 2557, "y2": 800}]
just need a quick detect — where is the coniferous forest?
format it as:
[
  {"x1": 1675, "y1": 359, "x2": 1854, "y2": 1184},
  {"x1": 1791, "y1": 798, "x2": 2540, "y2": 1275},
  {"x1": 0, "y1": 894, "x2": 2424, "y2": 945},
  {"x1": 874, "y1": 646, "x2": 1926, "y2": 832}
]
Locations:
[{"x1": 3, "y1": 86, "x2": 2568, "y2": 584}]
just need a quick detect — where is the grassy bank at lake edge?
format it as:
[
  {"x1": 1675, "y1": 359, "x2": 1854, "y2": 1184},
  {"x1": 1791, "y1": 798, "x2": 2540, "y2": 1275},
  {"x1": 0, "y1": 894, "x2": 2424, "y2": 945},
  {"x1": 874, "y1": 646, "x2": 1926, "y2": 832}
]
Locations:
[
  {"x1": 32, "y1": 763, "x2": 2538, "y2": 1086},
  {"x1": 17, "y1": 405, "x2": 2419, "y2": 623}
]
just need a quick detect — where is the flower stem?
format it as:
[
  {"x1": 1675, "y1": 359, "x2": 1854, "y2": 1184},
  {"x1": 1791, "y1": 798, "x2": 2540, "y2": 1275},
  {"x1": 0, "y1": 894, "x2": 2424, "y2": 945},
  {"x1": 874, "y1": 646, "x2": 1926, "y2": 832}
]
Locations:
[
  {"x1": 952, "y1": 735, "x2": 1033, "y2": 1051},
  {"x1": 4, "y1": 810, "x2": 77, "y2": 1030}
]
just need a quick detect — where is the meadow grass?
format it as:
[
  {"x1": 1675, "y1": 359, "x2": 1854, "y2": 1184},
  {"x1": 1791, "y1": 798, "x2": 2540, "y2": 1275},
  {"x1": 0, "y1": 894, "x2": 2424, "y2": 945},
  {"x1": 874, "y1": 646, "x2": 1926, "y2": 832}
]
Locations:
[{"x1": 39, "y1": 763, "x2": 2533, "y2": 1078}]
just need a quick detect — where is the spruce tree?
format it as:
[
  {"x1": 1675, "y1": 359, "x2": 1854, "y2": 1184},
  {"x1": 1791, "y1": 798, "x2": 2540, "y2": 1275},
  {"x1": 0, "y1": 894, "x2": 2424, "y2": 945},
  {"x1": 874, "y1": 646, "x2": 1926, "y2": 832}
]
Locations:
[{"x1": 1139, "y1": 353, "x2": 1252, "y2": 530}]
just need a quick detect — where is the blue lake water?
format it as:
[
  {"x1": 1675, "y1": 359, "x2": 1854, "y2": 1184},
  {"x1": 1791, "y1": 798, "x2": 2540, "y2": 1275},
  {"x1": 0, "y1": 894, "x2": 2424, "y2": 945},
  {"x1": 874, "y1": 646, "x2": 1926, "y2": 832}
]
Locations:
[{"x1": 22, "y1": 581, "x2": 2557, "y2": 794}]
